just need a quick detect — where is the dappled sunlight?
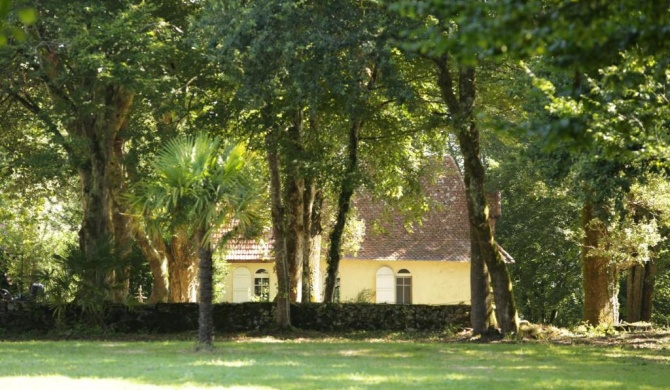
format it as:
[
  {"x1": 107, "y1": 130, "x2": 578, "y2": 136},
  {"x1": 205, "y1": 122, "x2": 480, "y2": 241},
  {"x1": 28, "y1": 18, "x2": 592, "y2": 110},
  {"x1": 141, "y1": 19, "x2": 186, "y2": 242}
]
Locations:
[
  {"x1": 191, "y1": 359, "x2": 256, "y2": 368},
  {"x1": 603, "y1": 351, "x2": 670, "y2": 364},
  {"x1": 2, "y1": 340, "x2": 670, "y2": 389},
  {"x1": 0, "y1": 376, "x2": 195, "y2": 390},
  {"x1": 235, "y1": 337, "x2": 286, "y2": 344},
  {"x1": 339, "y1": 348, "x2": 373, "y2": 357},
  {"x1": 265, "y1": 360, "x2": 302, "y2": 367},
  {"x1": 508, "y1": 348, "x2": 539, "y2": 356},
  {"x1": 338, "y1": 347, "x2": 416, "y2": 359},
  {"x1": 101, "y1": 342, "x2": 131, "y2": 348},
  {"x1": 0, "y1": 376, "x2": 279, "y2": 390}
]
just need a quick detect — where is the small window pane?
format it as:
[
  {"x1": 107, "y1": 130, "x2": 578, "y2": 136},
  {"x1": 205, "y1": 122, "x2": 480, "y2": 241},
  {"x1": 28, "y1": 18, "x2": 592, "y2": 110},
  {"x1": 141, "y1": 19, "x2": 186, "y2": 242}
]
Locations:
[
  {"x1": 254, "y1": 269, "x2": 270, "y2": 302},
  {"x1": 396, "y1": 276, "x2": 412, "y2": 304}
]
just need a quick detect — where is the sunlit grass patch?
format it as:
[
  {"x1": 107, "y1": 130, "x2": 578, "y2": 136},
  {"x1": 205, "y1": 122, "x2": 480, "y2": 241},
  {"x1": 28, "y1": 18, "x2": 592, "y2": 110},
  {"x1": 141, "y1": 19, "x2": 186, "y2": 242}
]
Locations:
[{"x1": 0, "y1": 339, "x2": 669, "y2": 389}]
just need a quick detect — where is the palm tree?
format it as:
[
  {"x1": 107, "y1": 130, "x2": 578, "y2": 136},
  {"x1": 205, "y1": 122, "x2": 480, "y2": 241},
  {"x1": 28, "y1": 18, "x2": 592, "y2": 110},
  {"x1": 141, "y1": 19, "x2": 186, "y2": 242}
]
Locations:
[{"x1": 127, "y1": 133, "x2": 262, "y2": 350}]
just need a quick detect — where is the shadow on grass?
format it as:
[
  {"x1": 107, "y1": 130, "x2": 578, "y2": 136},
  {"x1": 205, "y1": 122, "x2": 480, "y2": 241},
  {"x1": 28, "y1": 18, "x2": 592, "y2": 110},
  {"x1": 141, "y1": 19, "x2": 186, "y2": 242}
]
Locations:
[{"x1": 0, "y1": 340, "x2": 669, "y2": 389}]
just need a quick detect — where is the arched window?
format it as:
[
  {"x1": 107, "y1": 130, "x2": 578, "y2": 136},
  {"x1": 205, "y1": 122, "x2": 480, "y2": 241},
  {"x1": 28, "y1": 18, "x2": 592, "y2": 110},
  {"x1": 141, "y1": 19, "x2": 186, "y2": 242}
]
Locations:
[
  {"x1": 396, "y1": 269, "x2": 412, "y2": 304},
  {"x1": 376, "y1": 267, "x2": 395, "y2": 304},
  {"x1": 232, "y1": 268, "x2": 251, "y2": 303},
  {"x1": 254, "y1": 269, "x2": 270, "y2": 302}
]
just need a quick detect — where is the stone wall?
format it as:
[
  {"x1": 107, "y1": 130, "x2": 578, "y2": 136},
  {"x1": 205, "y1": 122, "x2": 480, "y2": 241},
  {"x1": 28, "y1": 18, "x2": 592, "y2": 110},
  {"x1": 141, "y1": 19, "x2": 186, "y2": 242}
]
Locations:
[{"x1": 0, "y1": 301, "x2": 470, "y2": 334}]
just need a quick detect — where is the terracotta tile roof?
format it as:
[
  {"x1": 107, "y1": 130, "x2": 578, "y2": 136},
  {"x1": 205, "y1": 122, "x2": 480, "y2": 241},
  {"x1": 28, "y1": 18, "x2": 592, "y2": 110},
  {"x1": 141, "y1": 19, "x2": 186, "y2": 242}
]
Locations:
[
  {"x1": 223, "y1": 155, "x2": 513, "y2": 263},
  {"x1": 219, "y1": 227, "x2": 274, "y2": 262},
  {"x1": 343, "y1": 156, "x2": 471, "y2": 262}
]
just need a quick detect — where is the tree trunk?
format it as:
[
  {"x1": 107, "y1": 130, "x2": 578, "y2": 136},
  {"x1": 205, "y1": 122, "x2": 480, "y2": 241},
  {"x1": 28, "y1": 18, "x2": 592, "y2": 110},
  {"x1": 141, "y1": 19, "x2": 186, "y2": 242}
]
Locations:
[
  {"x1": 433, "y1": 57, "x2": 518, "y2": 334},
  {"x1": 285, "y1": 175, "x2": 305, "y2": 302},
  {"x1": 110, "y1": 134, "x2": 132, "y2": 302},
  {"x1": 69, "y1": 87, "x2": 134, "y2": 295},
  {"x1": 284, "y1": 113, "x2": 306, "y2": 302},
  {"x1": 302, "y1": 181, "x2": 319, "y2": 302},
  {"x1": 267, "y1": 130, "x2": 291, "y2": 328},
  {"x1": 469, "y1": 225, "x2": 497, "y2": 334},
  {"x1": 133, "y1": 229, "x2": 169, "y2": 303},
  {"x1": 626, "y1": 263, "x2": 644, "y2": 322},
  {"x1": 196, "y1": 228, "x2": 214, "y2": 350},
  {"x1": 582, "y1": 202, "x2": 618, "y2": 325},
  {"x1": 641, "y1": 260, "x2": 656, "y2": 321},
  {"x1": 324, "y1": 120, "x2": 360, "y2": 303},
  {"x1": 167, "y1": 231, "x2": 197, "y2": 302},
  {"x1": 459, "y1": 121, "x2": 518, "y2": 334}
]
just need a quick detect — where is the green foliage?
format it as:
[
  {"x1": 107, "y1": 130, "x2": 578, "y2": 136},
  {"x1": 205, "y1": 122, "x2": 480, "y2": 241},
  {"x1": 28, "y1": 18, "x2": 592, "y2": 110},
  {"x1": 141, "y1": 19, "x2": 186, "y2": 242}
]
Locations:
[
  {"x1": 39, "y1": 236, "x2": 128, "y2": 325},
  {"x1": 0, "y1": 0, "x2": 35, "y2": 46},
  {"x1": 126, "y1": 133, "x2": 264, "y2": 247},
  {"x1": 346, "y1": 288, "x2": 375, "y2": 304},
  {"x1": 0, "y1": 191, "x2": 78, "y2": 297},
  {"x1": 490, "y1": 142, "x2": 584, "y2": 326}
]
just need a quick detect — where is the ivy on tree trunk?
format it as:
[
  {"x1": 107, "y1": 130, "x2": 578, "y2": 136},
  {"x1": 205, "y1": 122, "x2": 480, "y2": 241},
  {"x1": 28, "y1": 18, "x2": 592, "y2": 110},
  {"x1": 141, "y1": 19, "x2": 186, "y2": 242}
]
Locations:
[{"x1": 433, "y1": 56, "x2": 519, "y2": 335}]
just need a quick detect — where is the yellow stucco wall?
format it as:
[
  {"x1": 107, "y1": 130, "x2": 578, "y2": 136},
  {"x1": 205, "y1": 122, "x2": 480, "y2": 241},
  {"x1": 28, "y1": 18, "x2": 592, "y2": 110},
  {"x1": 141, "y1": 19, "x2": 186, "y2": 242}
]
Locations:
[
  {"x1": 220, "y1": 262, "x2": 277, "y2": 303},
  {"x1": 221, "y1": 260, "x2": 470, "y2": 305},
  {"x1": 337, "y1": 259, "x2": 470, "y2": 305}
]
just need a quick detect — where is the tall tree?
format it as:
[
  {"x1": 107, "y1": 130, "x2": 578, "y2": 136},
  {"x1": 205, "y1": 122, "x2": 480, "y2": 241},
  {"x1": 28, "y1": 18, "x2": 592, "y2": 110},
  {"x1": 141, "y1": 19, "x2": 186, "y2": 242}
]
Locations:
[
  {"x1": 0, "y1": 0, "x2": 185, "y2": 300},
  {"x1": 127, "y1": 133, "x2": 262, "y2": 350},
  {"x1": 392, "y1": 1, "x2": 519, "y2": 334},
  {"x1": 197, "y1": 0, "x2": 432, "y2": 317}
]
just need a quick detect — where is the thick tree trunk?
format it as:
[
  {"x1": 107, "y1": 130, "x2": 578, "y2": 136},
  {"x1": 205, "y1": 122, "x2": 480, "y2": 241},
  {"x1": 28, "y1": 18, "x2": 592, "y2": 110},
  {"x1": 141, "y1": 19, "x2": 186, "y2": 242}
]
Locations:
[
  {"x1": 301, "y1": 181, "x2": 319, "y2": 302},
  {"x1": 267, "y1": 130, "x2": 291, "y2": 328},
  {"x1": 433, "y1": 58, "x2": 518, "y2": 335},
  {"x1": 196, "y1": 228, "x2": 214, "y2": 350},
  {"x1": 626, "y1": 260, "x2": 656, "y2": 322},
  {"x1": 70, "y1": 87, "x2": 134, "y2": 296},
  {"x1": 641, "y1": 260, "x2": 656, "y2": 321},
  {"x1": 582, "y1": 202, "x2": 618, "y2": 325},
  {"x1": 167, "y1": 231, "x2": 197, "y2": 302},
  {"x1": 324, "y1": 121, "x2": 360, "y2": 303},
  {"x1": 459, "y1": 122, "x2": 518, "y2": 334},
  {"x1": 110, "y1": 134, "x2": 132, "y2": 302},
  {"x1": 626, "y1": 264, "x2": 644, "y2": 322},
  {"x1": 133, "y1": 229, "x2": 169, "y2": 303}
]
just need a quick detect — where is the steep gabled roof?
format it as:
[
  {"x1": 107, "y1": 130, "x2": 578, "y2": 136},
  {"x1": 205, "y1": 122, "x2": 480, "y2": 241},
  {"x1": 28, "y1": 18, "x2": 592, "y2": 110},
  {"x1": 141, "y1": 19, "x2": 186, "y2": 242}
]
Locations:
[
  {"x1": 223, "y1": 155, "x2": 512, "y2": 263},
  {"x1": 343, "y1": 156, "x2": 470, "y2": 262}
]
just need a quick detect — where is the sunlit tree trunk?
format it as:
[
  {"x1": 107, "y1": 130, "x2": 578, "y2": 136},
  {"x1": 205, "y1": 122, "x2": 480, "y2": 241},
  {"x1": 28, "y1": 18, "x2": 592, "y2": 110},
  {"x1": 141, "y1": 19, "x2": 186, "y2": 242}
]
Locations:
[
  {"x1": 582, "y1": 202, "x2": 618, "y2": 325},
  {"x1": 167, "y1": 231, "x2": 197, "y2": 302},
  {"x1": 133, "y1": 229, "x2": 169, "y2": 303},
  {"x1": 469, "y1": 225, "x2": 497, "y2": 334},
  {"x1": 302, "y1": 181, "x2": 320, "y2": 302}
]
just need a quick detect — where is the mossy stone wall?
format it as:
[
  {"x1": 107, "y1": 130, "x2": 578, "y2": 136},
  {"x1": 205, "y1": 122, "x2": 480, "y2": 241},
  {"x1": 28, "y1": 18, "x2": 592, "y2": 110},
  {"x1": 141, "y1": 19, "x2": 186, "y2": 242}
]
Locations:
[{"x1": 0, "y1": 301, "x2": 469, "y2": 333}]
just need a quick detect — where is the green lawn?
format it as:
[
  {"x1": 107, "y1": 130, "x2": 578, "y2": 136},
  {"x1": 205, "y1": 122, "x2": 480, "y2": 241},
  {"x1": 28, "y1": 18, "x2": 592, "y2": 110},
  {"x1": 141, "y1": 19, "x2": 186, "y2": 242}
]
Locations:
[{"x1": 0, "y1": 337, "x2": 669, "y2": 389}]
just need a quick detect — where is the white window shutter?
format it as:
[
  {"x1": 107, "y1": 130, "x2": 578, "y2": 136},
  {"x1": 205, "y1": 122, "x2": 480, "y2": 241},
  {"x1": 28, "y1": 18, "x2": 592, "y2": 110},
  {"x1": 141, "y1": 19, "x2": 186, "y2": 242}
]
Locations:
[
  {"x1": 376, "y1": 267, "x2": 395, "y2": 304},
  {"x1": 232, "y1": 267, "x2": 251, "y2": 303}
]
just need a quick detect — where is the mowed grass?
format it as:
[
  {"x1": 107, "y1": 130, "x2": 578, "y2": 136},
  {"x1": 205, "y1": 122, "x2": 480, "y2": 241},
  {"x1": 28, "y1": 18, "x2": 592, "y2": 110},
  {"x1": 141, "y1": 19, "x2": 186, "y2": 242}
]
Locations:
[{"x1": 0, "y1": 337, "x2": 669, "y2": 389}]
